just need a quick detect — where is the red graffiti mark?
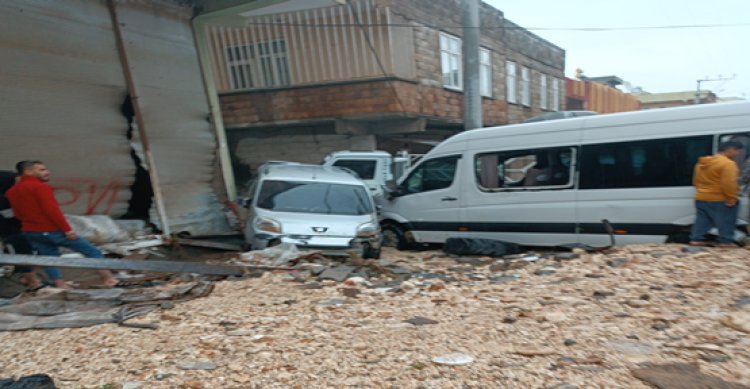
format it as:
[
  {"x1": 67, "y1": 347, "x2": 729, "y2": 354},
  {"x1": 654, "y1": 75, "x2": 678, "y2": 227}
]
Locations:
[{"x1": 50, "y1": 178, "x2": 123, "y2": 215}]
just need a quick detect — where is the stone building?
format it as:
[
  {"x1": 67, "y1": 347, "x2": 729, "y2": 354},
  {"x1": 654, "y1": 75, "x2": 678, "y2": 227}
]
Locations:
[{"x1": 202, "y1": 0, "x2": 566, "y2": 183}]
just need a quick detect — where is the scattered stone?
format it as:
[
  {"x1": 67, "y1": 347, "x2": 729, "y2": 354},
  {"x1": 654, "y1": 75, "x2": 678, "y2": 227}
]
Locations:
[
  {"x1": 735, "y1": 296, "x2": 750, "y2": 309},
  {"x1": 317, "y1": 298, "x2": 347, "y2": 306},
  {"x1": 652, "y1": 322, "x2": 670, "y2": 331},
  {"x1": 606, "y1": 258, "x2": 628, "y2": 268},
  {"x1": 585, "y1": 272, "x2": 606, "y2": 278},
  {"x1": 545, "y1": 384, "x2": 577, "y2": 389},
  {"x1": 296, "y1": 282, "x2": 324, "y2": 290},
  {"x1": 503, "y1": 316, "x2": 518, "y2": 324},
  {"x1": 319, "y1": 265, "x2": 355, "y2": 282},
  {"x1": 631, "y1": 363, "x2": 749, "y2": 389},
  {"x1": 626, "y1": 299, "x2": 650, "y2": 308},
  {"x1": 564, "y1": 339, "x2": 577, "y2": 346},
  {"x1": 489, "y1": 275, "x2": 518, "y2": 284},
  {"x1": 554, "y1": 252, "x2": 579, "y2": 261},
  {"x1": 700, "y1": 354, "x2": 731, "y2": 363},
  {"x1": 720, "y1": 312, "x2": 750, "y2": 333},
  {"x1": 454, "y1": 257, "x2": 490, "y2": 266},
  {"x1": 388, "y1": 266, "x2": 411, "y2": 275},
  {"x1": 177, "y1": 361, "x2": 217, "y2": 371},
  {"x1": 543, "y1": 312, "x2": 568, "y2": 323},
  {"x1": 607, "y1": 339, "x2": 656, "y2": 355},
  {"x1": 682, "y1": 246, "x2": 707, "y2": 253},
  {"x1": 122, "y1": 382, "x2": 143, "y2": 389},
  {"x1": 340, "y1": 288, "x2": 361, "y2": 298},
  {"x1": 432, "y1": 353, "x2": 474, "y2": 365},
  {"x1": 403, "y1": 316, "x2": 439, "y2": 326},
  {"x1": 343, "y1": 277, "x2": 369, "y2": 287},
  {"x1": 534, "y1": 269, "x2": 556, "y2": 276},
  {"x1": 514, "y1": 347, "x2": 558, "y2": 357},
  {"x1": 593, "y1": 290, "x2": 615, "y2": 299},
  {"x1": 427, "y1": 280, "x2": 446, "y2": 291}
]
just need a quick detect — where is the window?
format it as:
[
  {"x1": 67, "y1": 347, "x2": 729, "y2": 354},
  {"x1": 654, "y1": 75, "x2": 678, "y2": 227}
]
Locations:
[
  {"x1": 440, "y1": 33, "x2": 462, "y2": 89},
  {"x1": 521, "y1": 67, "x2": 531, "y2": 106},
  {"x1": 540, "y1": 74, "x2": 548, "y2": 110},
  {"x1": 552, "y1": 78, "x2": 561, "y2": 111},
  {"x1": 579, "y1": 136, "x2": 713, "y2": 189},
  {"x1": 257, "y1": 181, "x2": 373, "y2": 215},
  {"x1": 257, "y1": 40, "x2": 290, "y2": 87},
  {"x1": 480, "y1": 48, "x2": 492, "y2": 97},
  {"x1": 332, "y1": 160, "x2": 377, "y2": 180},
  {"x1": 506, "y1": 61, "x2": 517, "y2": 103},
  {"x1": 402, "y1": 156, "x2": 460, "y2": 194},
  {"x1": 475, "y1": 147, "x2": 576, "y2": 191},
  {"x1": 225, "y1": 40, "x2": 290, "y2": 90},
  {"x1": 226, "y1": 45, "x2": 255, "y2": 90}
]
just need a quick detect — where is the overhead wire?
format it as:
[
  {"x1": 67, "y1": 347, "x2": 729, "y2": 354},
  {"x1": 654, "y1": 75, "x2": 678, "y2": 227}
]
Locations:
[{"x1": 242, "y1": 21, "x2": 750, "y2": 32}]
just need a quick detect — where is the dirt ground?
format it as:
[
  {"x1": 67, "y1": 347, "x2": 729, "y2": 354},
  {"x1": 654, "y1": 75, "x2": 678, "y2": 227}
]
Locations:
[{"x1": 0, "y1": 244, "x2": 749, "y2": 388}]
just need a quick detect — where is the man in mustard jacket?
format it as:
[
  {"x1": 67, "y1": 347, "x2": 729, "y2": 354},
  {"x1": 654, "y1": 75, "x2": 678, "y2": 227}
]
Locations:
[{"x1": 690, "y1": 141, "x2": 743, "y2": 247}]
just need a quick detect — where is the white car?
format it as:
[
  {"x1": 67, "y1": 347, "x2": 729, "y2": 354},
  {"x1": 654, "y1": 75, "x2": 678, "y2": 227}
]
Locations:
[{"x1": 244, "y1": 163, "x2": 382, "y2": 258}]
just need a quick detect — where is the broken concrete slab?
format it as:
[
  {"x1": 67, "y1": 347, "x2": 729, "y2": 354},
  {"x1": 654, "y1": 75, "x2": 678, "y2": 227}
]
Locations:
[
  {"x1": 631, "y1": 363, "x2": 750, "y2": 389},
  {"x1": 0, "y1": 254, "x2": 245, "y2": 276},
  {"x1": 318, "y1": 265, "x2": 355, "y2": 282}
]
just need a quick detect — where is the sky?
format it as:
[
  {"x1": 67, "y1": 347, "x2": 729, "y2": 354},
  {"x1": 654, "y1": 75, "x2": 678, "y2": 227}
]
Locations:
[{"x1": 484, "y1": 0, "x2": 749, "y2": 99}]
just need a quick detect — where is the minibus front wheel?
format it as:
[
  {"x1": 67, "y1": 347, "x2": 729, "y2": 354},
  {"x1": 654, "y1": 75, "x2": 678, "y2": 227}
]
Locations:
[{"x1": 381, "y1": 222, "x2": 412, "y2": 250}]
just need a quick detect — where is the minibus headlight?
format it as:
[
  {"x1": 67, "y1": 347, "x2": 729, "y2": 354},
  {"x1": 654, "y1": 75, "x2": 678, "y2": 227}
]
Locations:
[
  {"x1": 254, "y1": 217, "x2": 282, "y2": 234},
  {"x1": 356, "y1": 222, "x2": 380, "y2": 238}
]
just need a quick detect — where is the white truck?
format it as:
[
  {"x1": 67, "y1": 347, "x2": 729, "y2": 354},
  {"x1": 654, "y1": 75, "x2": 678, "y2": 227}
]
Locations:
[{"x1": 321, "y1": 150, "x2": 417, "y2": 197}]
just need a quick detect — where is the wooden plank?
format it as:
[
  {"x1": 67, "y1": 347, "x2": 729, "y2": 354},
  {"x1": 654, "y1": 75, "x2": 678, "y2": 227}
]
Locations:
[{"x1": 0, "y1": 254, "x2": 245, "y2": 276}]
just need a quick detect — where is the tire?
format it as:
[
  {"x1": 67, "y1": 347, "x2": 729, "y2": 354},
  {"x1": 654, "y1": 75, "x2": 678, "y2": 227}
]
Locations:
[{"x1": 381, "y1": 222, "x2": 412, "y2": 250}]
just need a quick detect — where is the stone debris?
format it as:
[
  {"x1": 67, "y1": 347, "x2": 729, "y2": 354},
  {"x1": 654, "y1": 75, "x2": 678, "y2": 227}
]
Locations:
[
  {"x1": 431, "y1": 353, "x2": 474, "y2": 365},
  {"x1": 0, "y1": 243, "x2": 748, "y2": 387},
  {"x1": 631, "y1": 363, "x2": 750, "y2": 389}
]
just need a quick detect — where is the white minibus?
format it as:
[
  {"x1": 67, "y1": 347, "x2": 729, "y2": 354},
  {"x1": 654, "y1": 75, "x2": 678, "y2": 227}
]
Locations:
[{"x1": 379, "y1": 101, "x2": 750, "y2": 248}]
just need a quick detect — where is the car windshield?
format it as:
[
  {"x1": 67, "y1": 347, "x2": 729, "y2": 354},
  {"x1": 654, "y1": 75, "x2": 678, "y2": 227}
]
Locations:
[{"x1": 256, "y1": 180, "x2": 373, "y2": 215}]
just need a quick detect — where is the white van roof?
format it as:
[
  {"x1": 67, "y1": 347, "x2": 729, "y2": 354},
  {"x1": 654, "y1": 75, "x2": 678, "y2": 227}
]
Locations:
[
  {"x1": 428, "y1": 101, "x2": 750, "y2": 156},
  {"x1": 325, "y1": 150, "x2": 392, "y2": 159},
  {"x1": 261, "y1": 163, "x2": 366, "y2": 185}
]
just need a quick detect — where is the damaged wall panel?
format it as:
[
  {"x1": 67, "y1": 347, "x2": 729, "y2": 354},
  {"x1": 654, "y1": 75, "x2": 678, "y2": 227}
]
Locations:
[
  {"x1": 109, "y1": 2, "x2": 232, "y2": 235},
  {"x1": 0, "y1": 0, "x2": 134, "y2": 216}
]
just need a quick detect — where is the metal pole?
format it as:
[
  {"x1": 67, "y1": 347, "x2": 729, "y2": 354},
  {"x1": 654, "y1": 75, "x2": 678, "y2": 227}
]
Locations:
[
  {"x1": 695, "y1": 79, "x2": 701, "y2": 104},
  {"x1": 192, "y1": 19, "x2": 238, "y2": 203},
  {"x1": 106, "y1": 0, "x2": 171, "y2": 237},
  {"x1": 462, "y1": 0, "x2": 482, "y2": 130}
]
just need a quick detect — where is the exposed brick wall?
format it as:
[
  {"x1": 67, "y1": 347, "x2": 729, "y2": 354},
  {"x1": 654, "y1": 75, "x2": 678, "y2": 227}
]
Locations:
[{"x1": 220, "y1": 79, "x2": 508, "y2": 128}]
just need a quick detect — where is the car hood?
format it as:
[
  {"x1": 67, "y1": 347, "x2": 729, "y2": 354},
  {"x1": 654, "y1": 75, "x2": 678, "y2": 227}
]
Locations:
[{"x1": 255, "y1": 209, "x2": 376, "y2": 237}]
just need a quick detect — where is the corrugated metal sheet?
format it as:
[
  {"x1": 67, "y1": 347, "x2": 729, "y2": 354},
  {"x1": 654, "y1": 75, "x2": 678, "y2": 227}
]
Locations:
[
  {"x1": 115, "y1": 2, "x2": 231, "y2": 235},
  {"x1": 1, "y1": 0, "x2": 231, "y2": 235},
  {"x1": 0, "y1": 0, "x2": 134, "y2": 216}
]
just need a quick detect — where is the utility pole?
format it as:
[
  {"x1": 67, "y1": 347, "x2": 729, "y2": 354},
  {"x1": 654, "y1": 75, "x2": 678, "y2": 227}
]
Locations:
[
  {"x1": 695, "y1": 74, "x2": 735, "y2": 104},
  {"x1": 462, "y1": 0, "x2": 482, "y2": 130}
]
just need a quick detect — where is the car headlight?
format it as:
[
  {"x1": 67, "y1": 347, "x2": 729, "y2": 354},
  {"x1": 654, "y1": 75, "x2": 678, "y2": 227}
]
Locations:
[
  {"x1": 254, "y1": 216, "x2": 282, "y2": 234},
  {"x1": 356, "y1": 222, "x2": 380, "y2": 238}
]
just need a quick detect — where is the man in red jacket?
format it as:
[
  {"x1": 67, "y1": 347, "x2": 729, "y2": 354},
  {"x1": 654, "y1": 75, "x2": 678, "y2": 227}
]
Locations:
[{"x1": 6, "y1": 160, "x2": 118, "y2": 289}]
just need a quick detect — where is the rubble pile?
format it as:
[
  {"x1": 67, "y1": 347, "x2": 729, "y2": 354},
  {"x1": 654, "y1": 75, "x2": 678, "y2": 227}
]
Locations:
[{"x1": 1, "y1": 244, "x2": 749, "y2": 388}]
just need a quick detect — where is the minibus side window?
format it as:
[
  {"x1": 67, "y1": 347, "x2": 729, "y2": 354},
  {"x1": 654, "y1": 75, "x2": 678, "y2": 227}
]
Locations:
[
  {"x1": 402, "y1": 156, "x2": 459, "y2": 194},
  {"x1": 719, "y1": 133, "x2": 750, "y2": 192},
  {"x1": 475, "y1": 146, "x2": 576, "y2": 191},
  {"x1": 579, "y1": 135, "x2": 712, "y2": 189}
]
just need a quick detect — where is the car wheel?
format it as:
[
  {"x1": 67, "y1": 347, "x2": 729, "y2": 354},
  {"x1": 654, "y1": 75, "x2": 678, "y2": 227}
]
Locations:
[{"x1": 381, "y1": 222, "x2": 412, "y2": 250}]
